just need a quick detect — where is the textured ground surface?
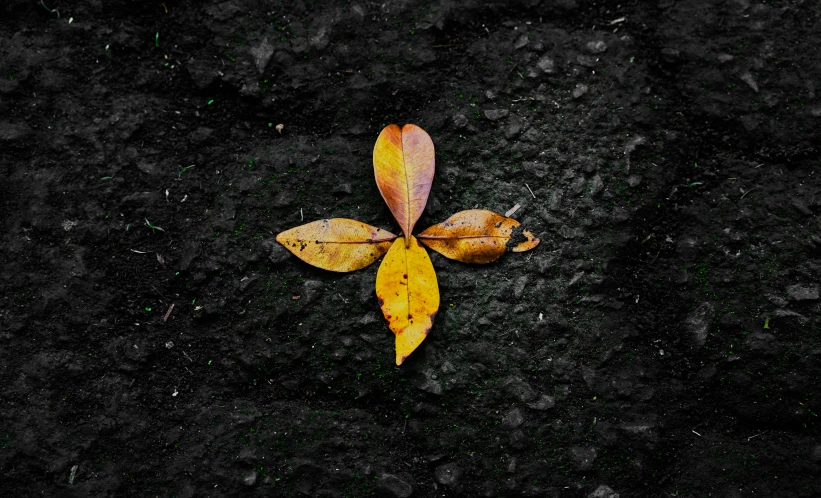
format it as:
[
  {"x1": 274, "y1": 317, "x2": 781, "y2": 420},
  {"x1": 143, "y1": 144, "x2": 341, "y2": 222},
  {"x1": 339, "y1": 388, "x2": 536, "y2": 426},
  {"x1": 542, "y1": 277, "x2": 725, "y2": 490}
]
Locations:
[{"x1": 2, "y1": 0, "x2": 820, "y2": 496}]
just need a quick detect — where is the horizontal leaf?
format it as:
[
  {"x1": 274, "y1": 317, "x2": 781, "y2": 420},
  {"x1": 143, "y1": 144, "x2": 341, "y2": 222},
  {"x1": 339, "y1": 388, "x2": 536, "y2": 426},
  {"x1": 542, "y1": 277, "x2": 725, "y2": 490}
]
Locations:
[
  {"x1": 417, "y1": 209, "x2": 540, "y2": 263},
  {"x1": 375, "y1": 236, "x2": 439, "y2": 365},
  {"x1": 276, "y1": 219, "x2": 397, "y2": 272},
  {"x1": 373, "y1": 124, "x2": 435, "y2": 245}
]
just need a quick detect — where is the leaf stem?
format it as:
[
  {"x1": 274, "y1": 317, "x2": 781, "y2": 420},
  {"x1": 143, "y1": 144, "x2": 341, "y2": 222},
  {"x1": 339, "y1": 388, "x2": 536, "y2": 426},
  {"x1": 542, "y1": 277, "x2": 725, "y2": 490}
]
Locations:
[
  {"x1": 290, "y1": 237, "x2": 398, "y2": 244},
  {"x1": 416, "y1": 234, "x2": 508, "y2": 240}
]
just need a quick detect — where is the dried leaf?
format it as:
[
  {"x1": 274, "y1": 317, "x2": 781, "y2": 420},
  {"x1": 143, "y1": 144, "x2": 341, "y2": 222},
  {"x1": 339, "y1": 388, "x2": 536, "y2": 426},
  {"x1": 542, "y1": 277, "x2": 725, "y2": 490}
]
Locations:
[
  {"x1": 373, "y1": 124, "x2": 435, "y2": 245},
  {"x1": 276, "y1": 218, "x2": 397, "y2": 272},
  {"x1": 375, "y1": 236, "x2": 439, "y2": 365},
  {"x1": 417, "y1": 209, "x2": 540, "y2": 264}
]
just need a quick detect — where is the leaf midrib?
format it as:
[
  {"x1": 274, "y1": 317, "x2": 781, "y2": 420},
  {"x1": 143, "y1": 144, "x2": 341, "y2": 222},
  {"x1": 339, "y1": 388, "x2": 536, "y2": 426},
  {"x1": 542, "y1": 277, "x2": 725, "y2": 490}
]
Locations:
[
  {"x1": 287, "y1": 237, "x2": 396, "y2": 244},
  {"x1": 401, "y1": 128, "x2": 410, "y2": 237},
  {"x1": 404, "y1": 242, "x2": 411, "y2": 329},
  {"x1": 416, "y1": 234, "x2": 511, "y2": 240}
]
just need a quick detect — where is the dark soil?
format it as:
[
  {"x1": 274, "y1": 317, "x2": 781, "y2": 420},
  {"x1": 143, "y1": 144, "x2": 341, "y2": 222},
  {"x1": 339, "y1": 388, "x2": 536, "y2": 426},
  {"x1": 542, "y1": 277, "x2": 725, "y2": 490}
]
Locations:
[{"x1": 2, "y1": 0, "x2": 820, "y2": 496}]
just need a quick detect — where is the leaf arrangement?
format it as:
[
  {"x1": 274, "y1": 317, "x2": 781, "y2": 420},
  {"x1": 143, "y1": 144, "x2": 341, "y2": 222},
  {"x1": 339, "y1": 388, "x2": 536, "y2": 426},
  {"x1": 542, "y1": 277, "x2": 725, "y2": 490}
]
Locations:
[{"x1": 276, "y1": 124, "x2": 539, "y2": 365}]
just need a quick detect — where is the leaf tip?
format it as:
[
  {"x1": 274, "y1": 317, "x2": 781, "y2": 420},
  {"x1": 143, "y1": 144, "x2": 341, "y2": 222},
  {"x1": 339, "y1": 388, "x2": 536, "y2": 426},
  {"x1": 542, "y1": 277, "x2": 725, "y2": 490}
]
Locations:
[
  {"x1": 511, "y1": 230, "x2": 540, "y2": 252},
  {"x1": 396, "y1": 354, "x2": 407, "y2": 366}
]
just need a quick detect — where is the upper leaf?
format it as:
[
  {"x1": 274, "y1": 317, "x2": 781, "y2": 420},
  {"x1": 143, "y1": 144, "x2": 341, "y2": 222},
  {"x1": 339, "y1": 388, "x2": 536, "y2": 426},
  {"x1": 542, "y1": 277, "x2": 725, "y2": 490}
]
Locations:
[
  {"x1": 276, "y1": 218, "x2": 397, "y2": 272},
  {"x1": 373, "y1": 124, "x2": 435, "y2": 245},
  {"x1": 375, "y1": 236, "x2": 439, "y2": 365},
  {"x1": 417, "y1": 209, "x2": 540, "y2": 264}
]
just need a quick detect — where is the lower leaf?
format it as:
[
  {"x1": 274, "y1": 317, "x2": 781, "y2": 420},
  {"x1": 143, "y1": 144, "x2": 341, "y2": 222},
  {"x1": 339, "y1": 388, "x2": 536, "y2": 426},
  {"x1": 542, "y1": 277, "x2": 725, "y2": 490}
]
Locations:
[{"x1": 375, "y1": 236, "x2": 440, "y2": 365}]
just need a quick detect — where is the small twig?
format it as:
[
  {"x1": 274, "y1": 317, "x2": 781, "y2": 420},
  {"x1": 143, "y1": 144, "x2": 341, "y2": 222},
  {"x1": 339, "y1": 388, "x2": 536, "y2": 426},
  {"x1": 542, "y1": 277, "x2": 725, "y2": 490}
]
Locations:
[
  {"x1": 129, "y1": 249, "x2": 151, "y2": 254},
  {"x1": 525, "y1": 184, "x2": 536, "y2": 199},
  {"x1": 507, "y1": 62, "x2": 520, "y2": 77},
  {"x1": 337, "y1": 293, "x2": 348, "y2": 304},
  {"x1": 184, "y1": 366, "x2": 194, "y2": 375},
  {"x1": 692, "y1": 430, "x2": 702, "y2": 437},
  {"x1": 505, "y1": 203, "x2": 521, "y2": 217},
  {"x1": 300, "y1": 208, "x2": 304, "y2": 221},
  {"x1": 151, "y1": 285, "x2": 168, "y2": 302},
  {"x1": 747, "y1": 430, "x2": 768, "y2": 441},
  {"x1": 739, "y1": 186, "x2": 759, "y2": 200},
  {"x1": 163, "y1": 303, "x2": 175, "y2": 322}
]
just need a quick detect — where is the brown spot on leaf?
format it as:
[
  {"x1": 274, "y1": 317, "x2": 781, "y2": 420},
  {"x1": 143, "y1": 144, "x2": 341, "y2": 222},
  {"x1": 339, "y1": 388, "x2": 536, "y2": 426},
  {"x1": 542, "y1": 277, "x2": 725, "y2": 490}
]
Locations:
[{"x1": 378, "y1": 297, "x2": 385, "y2": 306}]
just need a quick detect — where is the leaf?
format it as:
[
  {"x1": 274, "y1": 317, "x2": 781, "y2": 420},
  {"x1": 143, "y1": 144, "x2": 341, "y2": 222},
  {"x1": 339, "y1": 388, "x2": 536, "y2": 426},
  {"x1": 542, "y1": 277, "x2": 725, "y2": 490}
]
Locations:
[
  {"x1": 375, "y1": 236, "x2": 439, "y2": 365},
  {"x1": 373, "y1": 124, "x2": 435, "y2": 245},
  {"x1": 417, "y1": 209, "x2": 540, "y2": 264},
  {"x1": 276, "y1": 218, "x2": 397, "y2": 272}
]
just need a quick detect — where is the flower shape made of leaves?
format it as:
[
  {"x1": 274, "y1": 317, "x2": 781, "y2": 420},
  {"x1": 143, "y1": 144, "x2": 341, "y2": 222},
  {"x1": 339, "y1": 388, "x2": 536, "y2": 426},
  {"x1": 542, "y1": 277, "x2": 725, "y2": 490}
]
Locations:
[{"x1": 276, "y1": 124, "x2": 539, "y2": 365}]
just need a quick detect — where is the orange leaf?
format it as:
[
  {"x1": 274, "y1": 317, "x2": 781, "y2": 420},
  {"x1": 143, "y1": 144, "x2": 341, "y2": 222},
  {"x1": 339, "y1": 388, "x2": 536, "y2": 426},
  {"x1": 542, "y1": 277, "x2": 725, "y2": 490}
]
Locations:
[
  {"x1": 375, "y1": 236, "x2": 439, "y2": 365},
  {"x1": 417, "y1": 209, "x2": 540, "y2": 264},
  {"x1": 373, "y1": 124, "x2": 435, "y2": 245},
  {"x1": 276, "y1": 218, "x2": 397, "y2": 272}
]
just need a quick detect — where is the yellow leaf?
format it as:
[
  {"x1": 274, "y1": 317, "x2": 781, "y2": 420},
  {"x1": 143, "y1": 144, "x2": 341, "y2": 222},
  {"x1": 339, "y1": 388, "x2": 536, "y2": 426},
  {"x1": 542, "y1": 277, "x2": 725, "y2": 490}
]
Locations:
[
  {"x1": 276, "y1": 218, "x2": 397, "y2": 272},
  {"x1": 417, "y1": 209, "x2": 540, "y2": 263},
  {"x1": 373, "y1": 124, "x2": 435, "y2": 245},
  {"x1": 375, "y1": 236, "x2": 439, "y2": 365}
]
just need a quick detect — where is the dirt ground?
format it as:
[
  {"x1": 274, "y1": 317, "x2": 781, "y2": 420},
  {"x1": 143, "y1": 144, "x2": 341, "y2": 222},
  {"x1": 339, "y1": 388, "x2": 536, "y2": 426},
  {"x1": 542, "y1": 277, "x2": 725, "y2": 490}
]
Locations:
[{"x1": 1, "y1": 0, "x2": 820, "y2": 496}]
